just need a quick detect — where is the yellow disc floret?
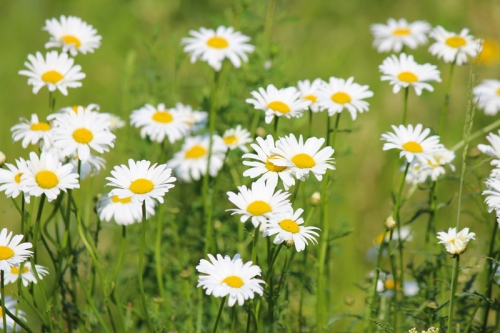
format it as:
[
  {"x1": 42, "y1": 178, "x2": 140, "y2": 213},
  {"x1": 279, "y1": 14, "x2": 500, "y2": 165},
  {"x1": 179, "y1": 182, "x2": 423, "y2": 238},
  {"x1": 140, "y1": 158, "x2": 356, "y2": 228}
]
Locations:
[
  {"x1": 185, "y1": 145, "x2": 207, "y2": 159},
  {"x1": 222, "y1": 275, "x2": 244, "y2": 288},
  {"x1": 42, "y1": 70, "x2": 64, "y2": 84},
  {"x1": 268, "y1": 101, "x2": 291, "y2": 114},
  {"x1": 30, "y1": 122, "x2": 51, "y2": 131},
  {"x1": 445, "y1": 36, "x2": 467, "y2": 48},
  {"x1": 129, "y1": 178, "x2": 154, "y2": 194},
  {"x1": 291, "y1": 153, "x2": 316, "y2": 168},
  {"x1": 36, "y1": 170, "x2": 59, "y2": 189},
  {"x1": 207, "y1": 36, "x2": 229, "y2": 49},
  {"x1": 402, "y1": 141, "x2": 423, "y2": 153},
  {"x1": 61, "y1": 35, "x2": 82, "y2": 48},
  {"x1": 247, "y1": 200, "x2": 272, "y2": 216},
  {"x1": 331, "y1": 92, "x2": 351, "y2": 104},
  {"x1": 72, "y1": 128, "x2": 94, "y2": 144},
  {"x1": 398, "y1": 71, "x2": 418, "y2": 83},
  {"x1": 0, "y1": 246, "x2": 15, "y2": 260},
  {"x1": 279, "y1": 219, "x2": 300, "y2": 233},
  {"x1": 152, "y1": 111, "x2": 174, "y2": 124}
]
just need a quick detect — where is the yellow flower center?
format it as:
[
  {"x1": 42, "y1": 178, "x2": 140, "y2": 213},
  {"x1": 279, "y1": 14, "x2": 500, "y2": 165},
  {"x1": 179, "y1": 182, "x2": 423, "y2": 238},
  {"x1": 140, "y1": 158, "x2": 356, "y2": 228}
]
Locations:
[
  {"x1": 61, "y1": 35, "x2": 82, "y2": 48},
  {"x1": 291, "y1": 153, "x2": 316, "y2": 168},
  {"x1": 41, "y1": 70, "x2": 64, "y2": 84},
  {"x1": 72, "y1": 128, "x2": 94, "y2": 144},
  {"x1": 30, "y1": 122, "x2": 51, "y2": 131},
  {"x1": 402, "y1": 141, "x2": 423, "y2": 153},
  {"x1": 15, "y1": 172, "x2": 23, "y2": 184},
  {"x1": 374, "y1": 232, "x2": 387, "y2": 245},
  {"x1": 129, "y1": 178, "x2": 154, "y2": 194},
  {"x1": 36, "y1": 170, "x2": 59, "y2": 189},
  {"x1": 223, "y1": 135, "x2": 238, "y2": 145},
  {"x1": 304, "y1": 94, "x2": 317, "y2": 103},
  {"x1": 0, "y1": 246, "x2": 15, "y2": 260},
  {"x1": 279, "y1": 219, "x2": 300, "y2": 233},
  {"x1": 497, "y1": 88, "x2": 500, "y2": 96},
  {"x1": 72, "y1": 105, "x2": 81, "y2": 114},
  {"x1": 265, "y1": 156, "x2": 286, "y2": 172},
  {"x1": 0, "y1": 306, "x2": 2, "y2": 317},
  {"x1": 384, "y1": 278, "x2": 400, "y2": 290},
  {"x1": 222, "y1": 275, "x2": 244, "y2": 288},
  {"x1": 445, "y1": 36, "x2": 467, "y2": 48},
  {"x1": 392, "y1": 28, "x2": 411, "y2": 36},
  {"x1": 247, "y1": 200, "x2": 272, "y2": 216},
  {"x1": 331, "y1": 92, "x2": 351, "y2": 104},
  {"x1": 268, "y1": 101, "x2": 291, "y2": 114},
  {"x1": 185, "y1": 145, "x2": 207, "y2": 159},
  {"x1": 11, "y1": 266, "x2": 29, "y2": 274},
  {"x1": 206, "y1": 36, "x2": 229, "y2": 49},
  {"x1": 152, "y1": 111, "x2": 174, "y2": 124},
  {"x1": 398, "y1": 71, "x2": 418, "y2": 83},
  {"x1": 450, "y1": 238, "x2": 455, "y2": 244},
  {"x1": 112, "y1": 195, "x2": 132, "y2": 204}
]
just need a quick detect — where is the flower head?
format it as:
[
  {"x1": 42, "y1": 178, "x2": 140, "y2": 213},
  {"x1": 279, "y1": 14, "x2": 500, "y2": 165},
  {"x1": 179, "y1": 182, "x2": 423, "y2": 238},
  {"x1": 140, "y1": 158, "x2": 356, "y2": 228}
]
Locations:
[
  {"x1": 0, "y1": 228, "x2": 32, "y2": 272},
  {"x1": 437, "y1": 227, "x2": 475, "y2": 255},
  {"x1": 477, "y1": 131, "x2": 500, "y2": 164},
  {"x1": 0, "y1": 158, "x2": 31, "y2": 203},
  {"x1": 297, "y1": 79, "x2": 325, "y2": 112},
  {"x1": 371, "y1": 18, "x2": 431, "y2": 53},
  {"x1": 429, "y1": 26, "x2": 482, "y2": 65},
  {"x1": 11, "y1": 114, "x2": 53, "y2": 150},
  {"x1": 473, "y1": 80, "x2": 500, "y2": 116},
  {"x1": 97, "y1": 192, "x2": 156, "y2": 226},
  {"x1": 405, "y1": 149, "x2": 455, "y2": 184},
  {"x1": 222, "y1": 125, "x2": 252, "y2": 152},
  {"x1": 3, "y1": 262, "x2": 49, "y2": 287}
]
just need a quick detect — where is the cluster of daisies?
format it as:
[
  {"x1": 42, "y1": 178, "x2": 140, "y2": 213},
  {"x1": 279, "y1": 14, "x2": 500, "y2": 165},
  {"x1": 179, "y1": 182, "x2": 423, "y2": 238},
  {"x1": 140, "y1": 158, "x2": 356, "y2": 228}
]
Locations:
[{"x1": 480, "y1": 131, "x2": 500, "y2": 225}]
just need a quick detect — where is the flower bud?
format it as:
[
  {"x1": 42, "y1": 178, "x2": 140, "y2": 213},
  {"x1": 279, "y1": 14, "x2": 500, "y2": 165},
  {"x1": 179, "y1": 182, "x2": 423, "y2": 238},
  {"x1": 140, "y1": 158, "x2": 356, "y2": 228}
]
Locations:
[
  {"x1": 255, "y1": 127, "x2": 267, "y2": 137},
  {"x1": 310, "y1": 191, "x2": 321, "y2": 206},
  {"x1": 384, "y1": 215, "x2": 396, "y2": 230},
  {"x1": 0, "y1": 151, "x2": 5, "y2": 166}
]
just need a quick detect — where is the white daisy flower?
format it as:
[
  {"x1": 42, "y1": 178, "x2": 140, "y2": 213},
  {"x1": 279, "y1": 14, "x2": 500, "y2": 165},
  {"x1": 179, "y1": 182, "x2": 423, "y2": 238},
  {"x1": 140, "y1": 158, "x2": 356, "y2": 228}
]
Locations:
[
  {"x1": 381, "y1": 124, "x2": 442, "y2": 163},
  {"x1": 196, "y1": 253, "x2": 265, "y2": 307},
  {"x1": 405, "y1": 149, "x2": 455, "y2": 184},
  {"x1": 437, "y1": 227, "x2": 475, "y2": 255},
  {"x1": 0, "y1": 158, "x2": 31, "y2": 203},
  {"x1": 263, "y1": 208, "x2": 320, "y2": 252},
  {"x1": 168, "y1": 135, "x2": 227, "y2": 182},
  {"x1": 429, "y1": 26, "x2": 482, "y2": 65},
  {"x1": 242, "y1": 135, "x2": 296, "y2": 190},
  {"x1": 3, "y1": 262, "x2": 49, "y2": 287},
  {"x1": 246, "y1": 84, "x2": 311, "y2": 124},
  {"x1": 18, "y1": 51, "x2": 85, "y2": 95},
  {"x1": 107, "y1": 159, "x2": 176, "y2": 204},
  {"x1": 0, "y1": 295, "x2": 26, "y2": 332},
  {"x1": 379, "y1": 275, "x2": 419, "y2": 298},
  {"x1": 478, "y1": 131, "x2": 500, "y2": 164},
  {"x1": 96, "y1": 193, "x2": 156, "y2": 226},
  {"x1": 182, "y1": 26, "x2": 255, "y2": 71},
  {"x1": 0, "y1": 228, "x2": 32, "y2": 272},
  {"x1": 51, "y1": 108, "x2": 116, "y2": 161},
  {"x1": 44, "y1": 15, "x2": 102, "y2": 56},
  {"x1": 297, "y1": 79, "x2": 324, "y2": 112},
  {"x1": 175, "y1": 102, "x2": 208, "y2": 134},
  {"x1": 371, "y1": 18, "x2": 431, "y2": 53},
  {"x1": 222, "y1": 125, "x2": 252, "y2": 152},
  {"x1": 130, "y1": 103, "x2": 191, "y2": 143},
  {"x1": 47, "y1": 104, "x2": 102, "y2": 121},
  {"x1": 104, "y1": 113, "x2": 126, "y2": 131},
  {"x1": 11, "y1": 114, "x2": 53, "y2": 150},
  {"x1": 21, "y1": 151, "x2": 80, "y2": 202},
  {"x1": 226, "y1": 178, "x2": 292, "y2": 229},
  {"x1": 483, "y1": 178, "x2": 500, "y2": 222},
  {"x1": 473, "y1": 80, "x2": 500, "y2": 116},
  {"x1": 316, "y1": 77, "x2": 374, "y2": 120},
  {"x1": 70, "y1": 154, "x2": 105, "y2": 180},
  {"x1": 379, "y1": 53, "x2": 441, "y2": 96},
  {"x1": 271, "y1": 134, "x2": 335, "y2": 182}
]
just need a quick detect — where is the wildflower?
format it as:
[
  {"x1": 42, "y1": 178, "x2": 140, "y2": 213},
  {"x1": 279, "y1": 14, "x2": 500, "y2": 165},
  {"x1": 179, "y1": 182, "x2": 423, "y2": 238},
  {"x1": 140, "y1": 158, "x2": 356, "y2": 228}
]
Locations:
[
  {"x1": 44, "y1": 15, "x2": 102, "y2": 56},
  {"x1": 104, "y1": 113, "x2": 126, "y2": 131},
  {"x1": 310, "y1": 191, "x2": 321, "y2": 206},
  {"x1": 182, "y1": 26, "x2": 254, "y2": 71},
  {"x1": 96, "y1": 193, "x2": 156, "y2": 226},
  {"x1": 196, "y1": 254, "x2": 265, "y2": 306},
  {"x1": 22, "y1": 151, "x2": 80, "y2": 202},
  {"x1": 437, "y1": 227, "x2": 475, "y2": 255},
  {"x1": 0, "y1": 158, "x2": 31, "y2": 203},
  {"x1": 429, "y1": 26, "x2": 482, "y2": 65},
  {"x1": 0, "y1": 228, "x2": 33, "y2": 271},
  {"x1": 11, "y1": 114, "x2": 53, "y2": 150},
  {"x1": 0, "y1": 295, "x2": 27, "y2": 332},
  {"x1": 263, "y1": 208, "x2": 320, "y2": 252},
  {"x1": 405, "y1": 149, "x2": 455, "y2": 184},
  {"x1": 371, "y1": 18, "x2": 431, "y2": 53},
  {"x1": 70, "y1": 154, "x2": 105, "y2": 180},
  {"x1": 222, "y1": 125, "x2": 252, "y2": 152},
  {"x1": 478, "y1": 131, "x2": 500, "y2": 164},
  {"x1": 168, "y1": 135, "x2": 226, "y2": 182},
  {"x1": 297, "y1": 79, "x2": 324, "y2": 112},
  {"x1": 3, "y1": 262, "x2": 49, "y2": 287},
  {"x1": 379, "y1": 53, "x2": 441, "y2": 95},
  {"x1": 473, "y1": 80, "x2": 500, "y2": 116},
  {"x1": 175, "y1": 102, "x2": 208, "y2": 134},
  {"x1": 106, "y1": 159, "x2": 176, "y2": 204},
  {"x1": 316, "y1": 77, "x2": 373, "y2": 120},
  {"x1": 18, "y1": 51, "x2": 85, "y2": 95},
  {"x1": 483, "y1": 177, "x2": 500, "y2": 223}
]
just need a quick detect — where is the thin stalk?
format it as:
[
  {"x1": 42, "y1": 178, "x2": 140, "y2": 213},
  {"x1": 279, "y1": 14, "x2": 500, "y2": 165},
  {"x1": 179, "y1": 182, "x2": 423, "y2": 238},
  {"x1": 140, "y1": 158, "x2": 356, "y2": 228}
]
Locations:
[
  {"x1": 402, "y1": 87, "x2": 409, "y2": 125},
  {"x1": 273, "y1": 116, "x2": 279, "y2": 135},
  {"x1": 76, "y1": 274, "x2": 111, "y2": 333},
  {"x1": 367, "y1": 235, "x2": 387, "y2": 333},
  {"x1": 21, "y1": 196, "x2": 25, "y2": 235},
  {"x1": 138, "y1": 202, "x2": 155, "y2": 332},
  {"x1": 451, "y1": 117, "x2": 500, "y2": 152},
  {"x1": 291, "y1": 182, "x2": 301, "y2": 203},
  {"x1": 480, "y1": 220, "x2": 499, "y2": 331},
  {"x1": 438, "y1": 61, "x2": 456, "y2": 135},
  {"x1": 33, "y1": 194, "x2": 46, "y2": 261},
  {"x1": 249, "y1": 111, "x2": 261, "y2": 139},
  {"x1": 4, "y1": 304, "x2": 33, "y2": 333},
  {"x1": 251, "y1": 227, "x2": 260, "y2": 264},
  {"x1": 394, "y1": 162, "x2": 410, "y2": 304},
  {"x1": 267, "y1": 243, "x2": 284, "y2": 275},
  {"x1": 387, "y1": 230, "x2": 398, "y2": 329},
  {"x1": 212, "y1": 296, "x2": 227, "y2": 333},
  {"x1": 308, "y1": 109, "x2": 313, "y2": 137},
  {"x1": 155, "y1": 203, "x2": 168, "y2": 317},
  {"x1": 447, "y1": 255, "x2": 460, "y2": 331},
  {"x1": 1, "y1": 271, "x2": 7, "y2": 332}
]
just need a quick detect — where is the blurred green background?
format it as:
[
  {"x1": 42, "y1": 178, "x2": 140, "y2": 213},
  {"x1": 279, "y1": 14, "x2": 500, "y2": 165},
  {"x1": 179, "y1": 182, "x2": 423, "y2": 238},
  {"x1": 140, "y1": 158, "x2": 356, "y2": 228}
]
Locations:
[{"x1": 1, "y1": 0, "x2": 500, "y2": 331}]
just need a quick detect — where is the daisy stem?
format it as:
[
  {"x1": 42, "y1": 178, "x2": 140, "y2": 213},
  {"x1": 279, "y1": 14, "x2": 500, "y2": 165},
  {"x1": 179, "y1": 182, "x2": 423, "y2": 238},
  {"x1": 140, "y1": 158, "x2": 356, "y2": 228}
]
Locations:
[
  {"x1": 451, "y1": 117, "x2": 500, "y2": 152},
  {"x1": 155, "y1": 203, "x2": 168, "y2": 316},
  {"x1": 251, "y1": 226, "x2": 260, "y2": 264},
  {"x1": 267, "y1": 243, "x2": 284, "y2": 275},
  {"x1": 480, "y1": 219, "x2": 499, "y2": 331},
  {"x1": 1, "y1": 271, "x2": 7, "y2": 332},
  {"x1": 33, "y1": 194, "x2": 46, "y2": 262},
  {"x1": 402, "y1": 87, "x2": 409, "y2": 125},
  {"x1": 308, "y1": 109, "x2": 313, "y2": 138},
  {"x1": 394, "y1": 162, "x2": 410, "y2": 304},
  {"x1": 21, "y1": 195, "x2": 25, "y2": 235},
  {"x1": 273, "y1": 116, "x2": 279, "y2": 135},
  {"x1": 3, "y1": 302, "x2": 33, "y2": 333},
  {"x1": 212, "y1": 296, "x2": 227, "y2": 333},
  {"x1": 367, "y1": 232, "x2": 387, "y2": 333},
  {"x1": 139, "y1": 201, "x2": 155, "y2": 332},
  {"x1": 438, "y1": 61, "x2": 456, "y2": 136},
  {"x1": 447, "y1": 255, "x2": 460, "y2": 331},
  {"x1": 386, "y1": 229, "x2": 398, "y2": 330},
  {"x1": 291, "y1": 182, "x2": 301, "y2": 203}
]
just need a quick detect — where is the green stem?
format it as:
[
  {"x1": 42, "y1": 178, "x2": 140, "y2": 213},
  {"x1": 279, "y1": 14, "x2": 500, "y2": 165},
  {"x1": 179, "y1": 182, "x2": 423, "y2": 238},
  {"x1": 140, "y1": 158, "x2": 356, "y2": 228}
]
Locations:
[
  {"x1": 447, "y1": 255, "x2": 460, "y2": 331},
  {"x1": 1, "y1": 271, "x2": 7, "y2": 332},
  {"x1": 251, "y1": 227, "x2": 260, "y2": 264},
  {"x1": 4, "y1": 303, "x2": 33, "y2": 333},
  {"x1": 249, "y1": 111, "x2": 261, "y2": 139},
  {"x1": 387, "y1": 230, "x2": 398, "y2": 329},
  {"x1": 480, "y1": 220, "x2": 498, "y2": 331},
  {"x1": 33, "y1": 194, "x2": 46, "y2": 261},
  {"x1": 367, "y1": 233, "x2": 386, "y2": 332},
  {"x1": 308, "y1": 109, "x2": 313, "y2": 138},
  {"x1": 330, "y1": 113, "x2": 342, "y2": 148},
  {"x1": 451, "y1": 117, "x2": 500, "y2": 152},
  {"x1": 138, "y1": 201, "x2": 155, "y2": 332},
  {"x1": 267, "y1": 243, "x2": 284, "y2": 275},
  {"x1": 291, "y1": 182, "x2": 301, "y2": 203},
  {"x1": 212, "y1": 296, "x2": 227, "y2": 333},
  {"x1": 394, "y1": 162, "x2": 410, "y2": 304},
  {"x1": 273, "y1": 116, "x2": 279, "y2": 135},
  {"x1": 438, "y1": 61, "x2": 456, "y2": 135},
  {"x1": 402, "y1": 87, "x2": 409, "y2": 125},
  {"x1": 155, "y1": 203, "x2": 168, "y2": 317}
]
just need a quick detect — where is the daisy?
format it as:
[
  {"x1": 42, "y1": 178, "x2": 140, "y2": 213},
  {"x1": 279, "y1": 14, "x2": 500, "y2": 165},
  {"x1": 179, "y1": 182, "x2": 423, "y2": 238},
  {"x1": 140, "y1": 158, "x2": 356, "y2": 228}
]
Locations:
[
  {"x1": 182, "y1": 26, "x2": 255, "y2": 71},
  {"x1": 371, "y1": 18, "x2": 431, "y2": 53},
  {"x1": 316, "y1": 77, "x2": 374, "y2": 120},
  {"x1": 242, "y1": 135, "x2": 296, "y2": 190},
  {"x1": 168, "y1": 135, "x2": 227, "y2": 182},
  {"x1": 263, "y1": 208, "x2": 320, "y2": 252},
  {"x1": 22, "y1": 151, "x2": 80, "y2": 202},
  {"x1": 246, "y1": 84, "x2": 311, "y2": 124},
  {"x1": 130, "y1": 103, "x2": 191, "y2": 143},
  {"x1": 51, "y1": 108, "x2": 116, "y2": 161},
  {"x1": 47, "y1": 104, "x2": 103, "y2": 120},
  {"x1": 297, "y1": 79, "x2": 324, "y2": 112},
  {"x1": 44, "y1": 15, "x2": 102, "y2": 56},
  {"x1": 379, "y1": 53, "x2": 441, "y2": 95},
  {"x1": 0, "y1": 228, "x2": 32, "y2": 271},
  {"x1": 0, "y1": 158, "x2": 31, "y2": 203},
  {"x1": 11, "y1": 114, "x2": 53, "y2": 150},
  {"x1": 379, "y1": 275, "x2": 419, "y2": 297},
  {"x1": 18, "y1": 51, "x2": 85, "y2": 95},
  {"x1": 0, "y1": 295, "x2": 27, "y2": 332},
  {"x1": 381, "y1": 124, "x2": 442, "y2": 163},
  {"x1": 106, "y1": 159, "x2": 176, "y2": 204},
  {"x1": 429, "y1": 26, "x2": 482, "y2": 65},
  {"x1": 271, "y1": 134, "x2": 335, "y2": 181},
  {"x1": 478, "y1": 131, "x2": 500, "y2": 164},
  {"x1": 3, "y1": 262, "x2": 49, "y2": 287},
  {"x1": 104, "y1": 113, "x2": 126, "y2": 131},
  {"x1": 405, "y1": 149, "x2": 455, "y2": 184},
  {"x1": 70, "y1": 154, "x2": 105, "y2": 180},
  {"x1": 226, "y1": 178, "x2": 292, "y2": 228},
  {"x1": 437, "y1": 227, "x2": 475, "y2": 255},
  {"x1": 175, "y1": 102, "x2": 208, "y2": 134},
  {"x1": 473, "y1": 80, "x2": 500, "y2": 116},
  {"x1": 196, "y1": 253, "x2": 265, "y2": 307},
  {"x1": 222, "y1": 125, "x2": 252, "y2": 152},
  {"x1": 96, "y1": 193, "x2": 156, "y2": 226}
]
